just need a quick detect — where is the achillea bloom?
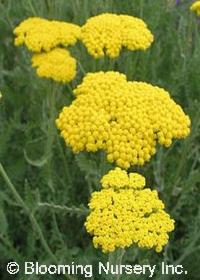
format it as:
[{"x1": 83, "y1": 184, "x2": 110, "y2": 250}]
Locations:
[
  {"x1": 85, "y1": 168, "x2": 174, "y2": 253},
  {"x1": 80, "y1": 13, "x2": 154, "y2": 58},
  {"x1": 190, "y1": 1, "x2": 200, "y2": 15},
  {"x1": 32, "y1": 48, "x2": 76, "y2": 83},
  {"x1": 101, "y1": 167, "x2": 145, "y2": 190},
  {"x1": 14, "y1": 17, "x2": 80, "y2": 52},
  {"x1": 56, "y1": 71, "x2": 191, "y2": 169}
]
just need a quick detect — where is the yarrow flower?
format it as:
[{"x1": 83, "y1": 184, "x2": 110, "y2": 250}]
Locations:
[
  {"x1": 190, "y1": 1, "x2": 200, "y2": 15},
  {"x1": 56, "y1": 71, "x2": 191, "y2": 169},
  {"x1": 101, "y1": 167, "x2": 145, "y2": 190},
  {"x1": 85, "y1": 168, "x2": 175, "y2": 253},
  {"x1": 80, "y1": 13, "x2": 154, "y2": 58},
  {"x1": 14, "y1": 17, "x2": 81, "y2": 52},
  {"x1": 32, "y1": 48, "x2": 76, "y2": 83}
]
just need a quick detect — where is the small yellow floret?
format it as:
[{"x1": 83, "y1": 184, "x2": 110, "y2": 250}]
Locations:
[
  {"x1": 14, "y1": 17, "x2": 81, "y2": 52},
  {"x1": 85, "y1": 170, "x2": 174, "y2": 253},
  {"x1": 32, "y1": 48, "x2": 76, "y2": 83},
  {"x1": 80, "y1": 13, "x2": 154, "y2": 58},
  {"x1": 190, "y1": 1, "x2": 200, "y2": 16},
  {"x1": 56, "y1": 71, "x2": 191, "y2": 168}
]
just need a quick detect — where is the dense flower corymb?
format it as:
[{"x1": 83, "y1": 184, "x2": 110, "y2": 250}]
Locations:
[
  {"x1": 14, "y1": 17, "x2": 81, "y2": 52},
  {"x1": 190, "y1": 1, "x2": 200, "y2": 15},
  {"x1": 101, "y1": 167, "x2": 145, "y2": 190},
  {"x1": 32, "y1": 48, "x2": 76, "y2": 82},
  {"x1": 80, "y1": 13, "x2": 154, "y2": 58},
  {"x1": 85, "y1": 168, "x2": 174, "y2": 253},
  {"x1": 56, "y1": 71, "x2": 191, "y2": 169}
]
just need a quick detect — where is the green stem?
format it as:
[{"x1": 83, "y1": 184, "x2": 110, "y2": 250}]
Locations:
[
  {"x1": 27, "y1": 0, "x2": 37, "y2": 16},
  {"x1": 44, "y1": 82, "x2": 58, "y2": 192},
  {"x1": 77, "y1": 60, "x2": 86, "y2": 75},
  {"x1": 0, "y1": 163, "x2": 57, "y2": 263},
  {"x1": 52, "y1": 211, "x2": 66, "y2": 248},
  {"x1": 38, "y1": 202, "x2": 89, "y2": 216},
  {"x1": 0, "y1": 234, "x2": 21, "y2": 261},
  {"x1": 44, "y1": 0, "x2": 50, "y2": 12},
  {"x1": 109, "y1": 248, "x2": 126, "y2": 280},
  {"x1": 0, "y1": 163, "x2": 75, "y2": 280},
  {"x1": 116, "y1": 249, "x2": 125, "y2": 280},
  {"x1": 66, "y1": 83, "x2": 75, "y2": 101},
  {"x1": 139, "y1": 0, "x2": 144, "y2": 17},
  {"x1": 56, "y1": 135, "x2": 73, "y2": 187}
]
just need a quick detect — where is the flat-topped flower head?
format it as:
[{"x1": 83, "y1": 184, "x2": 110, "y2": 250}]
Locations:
[
  {"x1": 14, "y1": 17, "x2": 81, "y2": 52},
  {"x1": 80, "y1": 13, "x2": 154, "y2": 58},
  {"x1": 32, "y1": 48, "x2": 76, "y2": 83},
  {"x1": 56, "y1": 71, "x2": 191, "y2": 169},
  {"x1": 85, "y1": 170, "x2": 174, "y2": 253},
  {"x1": 190, "y1": 1, "x2": 200, "y2": 15},
  {"x1": 101, "y1": 167, "x2": 145, "y2": 190}
]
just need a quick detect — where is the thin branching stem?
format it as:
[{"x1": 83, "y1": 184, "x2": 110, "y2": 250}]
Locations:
[
  {"x1": 38, "y1": 202, "x2": 89, "y2": 216},
  {"x1": 0, "y1": 163, "x2": 57, "y2": 263},
  {"x1": 0, "y1": 162, "x2": 75, "y2": 280}
]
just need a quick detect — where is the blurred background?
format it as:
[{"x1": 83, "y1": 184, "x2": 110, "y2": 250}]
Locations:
[{"x1": 0, "y1": 0, "x2": 200, "y2": 279}]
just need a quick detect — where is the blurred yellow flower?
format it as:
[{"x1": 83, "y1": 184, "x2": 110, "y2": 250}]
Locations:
[
  {"x1": 80, "y1": 13, "x2": 154, "y2": 58},
  {"x1": 85, "y1": 168, "x2": 174, "y2": 253},
  {"x1": 190, "y1": 1, "x2": 200, "y2": 15},
  {"x1": 56, "y1": 71, "x2": 191, "y2": 169},
  {"x1": 32, "y1": 48, "x2": 76, "y2": 83},
  {"x1": 14, "y1": 17, "x2": 80, "y2": 52}
]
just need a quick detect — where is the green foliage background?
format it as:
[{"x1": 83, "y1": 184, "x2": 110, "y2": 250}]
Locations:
[{"x1": 0, "y1": 0, "x2": 200, "y2": 279}]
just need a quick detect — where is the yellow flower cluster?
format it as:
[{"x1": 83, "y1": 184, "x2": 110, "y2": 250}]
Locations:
[
  {"x1": 80, "y1": 13, "x2": 154, "y2": 58},
  {"x1": 56, "y1": 71, "x2": 191, "y2": 169},
  {"x1": 32, "y1": 48, "x2": 76, "y2": 83},
  {"x1": 190, "y1": 1, "x2": 200, "y2": 15},
  {"x1": 14, "y1": 17, "x2": 79, "y2": 83},
  {"x1": 85, "y1": 168, "x2": 174, "y2": 253},
  {"x1": 101, "y1": 167, "x2": 145, "y2": 190},
  {"x1": 14, "y1": 17, "x2": 81, "y2": 52}
]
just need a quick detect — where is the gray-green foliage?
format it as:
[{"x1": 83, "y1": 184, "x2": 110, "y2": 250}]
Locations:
[{"x1": 0, "y1": 0, "x2": 200, "y2": 279}]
